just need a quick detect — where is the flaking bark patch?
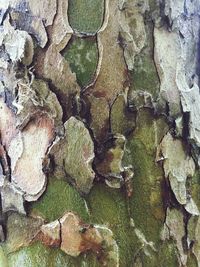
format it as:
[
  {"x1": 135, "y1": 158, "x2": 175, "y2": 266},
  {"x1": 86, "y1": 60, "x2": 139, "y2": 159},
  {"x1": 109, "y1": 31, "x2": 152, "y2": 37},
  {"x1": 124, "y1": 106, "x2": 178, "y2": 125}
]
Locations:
[
  {"x1": 158, "y1": 132, "x2": 198, "y2": 215},
  {"x1": 7, "y1": 0, "x2": 57, "y2": 48},
  {"x1": 84, "y1": 0, "x2": 128, "y2": 142},
  {"x1": 11, "y1": 115, "x2": 55, "y2": 201},
  {"x1": 35, "y1": 220, "x2": 61, "y2": 248},
  {"x1": 161, "y1": 208, "x2": 187, "y2": 266},
  {"x1": 34, "y1": 212, "x2": 119, "y2": 266},
  {"x1": 51, "y1": 116, "x2": 95, "y2": 194},
  {"x1": 5, "y1": 212, "x2": 44, "y2": 254}
]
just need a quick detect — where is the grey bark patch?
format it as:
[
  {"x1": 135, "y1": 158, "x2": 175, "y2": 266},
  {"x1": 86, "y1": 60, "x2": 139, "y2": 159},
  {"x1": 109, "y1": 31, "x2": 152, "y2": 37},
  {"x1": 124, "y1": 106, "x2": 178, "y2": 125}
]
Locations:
[
  {"x1": 50, "y1": 117, "x2": 95, "y2": 194},
  {"x1": 161, "y1": 208, "x2": 187, "y2": 266},
  {"x1": 180, "y1": 84, "x2": 200, "y2": 147},
  {"x1": 119, "y1": 0, "x2": 148, "y2": 71},
  {"x1": 5, "y1": 212, "x2": 44, "y2": 254},
  {"x1": 1, "y1": 181, "x2": 25, "y2": 214},
  {"x1": 158, "y1": 132, "x2": 195, "y2": 206}
]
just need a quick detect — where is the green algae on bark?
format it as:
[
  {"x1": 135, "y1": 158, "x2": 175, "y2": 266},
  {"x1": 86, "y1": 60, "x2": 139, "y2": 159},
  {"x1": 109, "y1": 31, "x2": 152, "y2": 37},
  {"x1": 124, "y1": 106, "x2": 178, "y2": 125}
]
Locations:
[
  {"x1": 86, "y1": 183, "x2": 140, "y2": 267},
  {"x1": 190, "y1": 171, "x2": 200, "y2": 212},
  {"x1": 110, "y1": 92, "x2": 136, "y2": 136},
  {"x1": 128, "y1": 19, "x2": 160, "y2": 100},
  {"x1": 130, "y1": 54, "x2": 160, "y2": 98},
  {"x1": 122, "y1": 109, "x2": 168, "y2": 244},
  {"x1": 132, "y1": 241, "x2": 179, "y2": 267},
  {"x1": 157, "y1": 241, "x2": 179, "y2": 267},
  {"x1": 6, "y1": 241, "x2": 102, "y2": 267},
  {"x1": 63, "y1": 37, "x2": 99, "y2": 88},
  {"x1": 68, "y1": 0, "x2": 105, "y2": 34},
  {"x1": 30, "y1": 177, "x2": 89, "y2": 222}
]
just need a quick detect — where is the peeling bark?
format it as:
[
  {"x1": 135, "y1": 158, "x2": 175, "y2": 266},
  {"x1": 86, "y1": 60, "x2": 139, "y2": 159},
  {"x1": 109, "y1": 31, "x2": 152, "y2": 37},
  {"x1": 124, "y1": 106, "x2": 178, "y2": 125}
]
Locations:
[{"x1": 1, "y1": 0, "x2": 200, "y2": 266}]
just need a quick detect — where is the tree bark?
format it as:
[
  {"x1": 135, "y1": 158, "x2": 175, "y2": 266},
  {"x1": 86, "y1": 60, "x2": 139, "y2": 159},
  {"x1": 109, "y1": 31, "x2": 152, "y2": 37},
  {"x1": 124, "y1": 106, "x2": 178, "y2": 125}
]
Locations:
[{"x1": 0, "y1": 0, "x2": 200, "y2": 266}]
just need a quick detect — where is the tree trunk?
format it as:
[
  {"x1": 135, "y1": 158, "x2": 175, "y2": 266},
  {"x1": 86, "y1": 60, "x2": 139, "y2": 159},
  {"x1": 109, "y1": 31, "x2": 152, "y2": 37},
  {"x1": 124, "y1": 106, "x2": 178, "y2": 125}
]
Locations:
[{"x1": 0, "y1": 0, "x2": 200, "y2": 266}]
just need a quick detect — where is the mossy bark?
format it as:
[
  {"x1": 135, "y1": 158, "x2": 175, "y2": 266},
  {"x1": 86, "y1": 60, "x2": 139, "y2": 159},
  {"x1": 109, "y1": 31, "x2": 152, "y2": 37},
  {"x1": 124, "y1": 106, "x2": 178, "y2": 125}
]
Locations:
[{"x1": 0, "y1": 0, "x2": 200, "y2": 267}]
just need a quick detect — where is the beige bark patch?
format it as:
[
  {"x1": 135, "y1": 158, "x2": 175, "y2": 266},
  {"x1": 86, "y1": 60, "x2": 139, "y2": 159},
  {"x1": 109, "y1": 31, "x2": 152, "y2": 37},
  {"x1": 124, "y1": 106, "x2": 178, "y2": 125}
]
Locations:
[{"x1": 11, "y1": 115, "x2": 55, "y2": 201}]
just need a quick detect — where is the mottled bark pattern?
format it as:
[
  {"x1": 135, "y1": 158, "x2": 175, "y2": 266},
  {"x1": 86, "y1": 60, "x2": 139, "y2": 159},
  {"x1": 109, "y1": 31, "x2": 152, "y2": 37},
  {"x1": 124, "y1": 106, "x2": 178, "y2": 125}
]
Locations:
[{"x1": 0, "y1": 0, "x2": 200, "y2": 266}]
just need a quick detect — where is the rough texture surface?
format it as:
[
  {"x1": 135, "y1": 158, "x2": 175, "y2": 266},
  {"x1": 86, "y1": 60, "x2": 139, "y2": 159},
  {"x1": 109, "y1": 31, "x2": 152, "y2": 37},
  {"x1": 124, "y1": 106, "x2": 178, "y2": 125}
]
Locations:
[{"x1": 1, "y1": 0, "x2": 200, "y2": 266}]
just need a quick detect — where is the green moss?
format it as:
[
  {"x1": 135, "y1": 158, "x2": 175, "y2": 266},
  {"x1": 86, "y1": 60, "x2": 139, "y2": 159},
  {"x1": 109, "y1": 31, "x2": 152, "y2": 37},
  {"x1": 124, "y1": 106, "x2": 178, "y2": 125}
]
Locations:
[
  {"x1": 7, "y1": 242, "x2": 101, "y2": 267},
  {"x1": 30, "y1": 176, "x2": 89, "y2": 222},
  {"x1": 86, "y1": 183, "x2": 140, "y2": 267},
  {"x1": 129, "y1": 19, "x2": 159, "y2": 100},
  {"x1": 124, "y1": 138, "x2": 163, "y2": 243},
  {"x1": 130, "y1": 54, "x2": 160, "y2": 98},
  {"x1": 63, "y1": 37, "x2": 98, "y2": 88},
  {"x1": 110, "y1": 94, "x2": 136, "y2": 136},
  {"x1": 123, "y1": 110, "x2": 167, "y2": 244},
  {"x1": 157, "y1": 241, "x2": 179, "y2": 267},
  {"x1": 68, "y1": 0, "x2": 105, "y2": 34},
  {"x1": 132, "y1": 241, "x2": 179, "y2": 267}
]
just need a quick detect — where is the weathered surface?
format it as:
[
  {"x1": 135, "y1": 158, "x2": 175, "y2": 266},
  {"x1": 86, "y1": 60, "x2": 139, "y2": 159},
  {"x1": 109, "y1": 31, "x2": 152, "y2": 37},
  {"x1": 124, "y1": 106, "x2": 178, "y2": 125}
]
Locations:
[
  {"x1": 1, "y1": 181, "x2": 25, "y2": 214},
  {"x1": 51, "y1": 117, "x2": 95, "y2": 194},
  {"x1": 63, "y1": 37, "x2": 99, "y2": 88},
  {"x1": 110, "y1": 92, "x2": 136, "y2": 136},
  {"x1": 68, "y1": 0, "x2": 105, "y2": 34},
  {"x1": 60, "y1": 212, "x2": 102, "y2": 257},
  {"x1": 154, "y1": 28, "x2": 182, "y2": 117},
  {"x1": 7, "y1": 0, "x2": 57, "y2": 48},
  {"x1": 35, "y1": 220, "x2": 61, "y2": 248},
  {"x1": 84, "y1": 0, "x2": 128, "y2": 142},
  {"x1": 1, "y1": 0, "x2": 200, "y2": 266},
  {"x1": 181, "y1": 84, "x2": 200, "y2": 148},
  {"x1": 161, "y1": 208, "x2": 187, "y2": 266},
  {"x1": 36, "y1": 44, "x2": 80, "y2": 120},
  {"x1": 96, "y1": 134, "x2": 134, "y2": 189},
  {"x1": 119, "y1": 0, "x2": 148, "y2": 71},
  {"x1": 188, "y1": 216, "x2": 200, "y2": 266},
  {"x1": 33, "y1": 211, "x2": 118, "y2": 266},
  {"x1": 11, "y1": 116, "x2": 55, "y2": 201},
  {"x1": 5, "y1": 212, "x2": 43, "y2": 254},
  {"x1": 158, "y1": 132, "x2": 197, "y2": 214}
]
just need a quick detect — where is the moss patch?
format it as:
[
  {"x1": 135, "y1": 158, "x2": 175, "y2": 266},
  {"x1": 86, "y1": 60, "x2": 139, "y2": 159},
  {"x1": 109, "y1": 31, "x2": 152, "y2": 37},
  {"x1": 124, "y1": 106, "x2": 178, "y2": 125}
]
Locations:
[
  {"x1": 130, "y1": 54, "x2": 160, "y2": 98},
  {"x1": 63, "y1": 37, "x2": 98, "y2": 88},
  {"x1": 7, "y1": 242, "x2": 101, "y2": 267},
  {"x1": 86, "y1": 183, "x2": 140, "y2": 267},
  {"x1": 123, "y1": 110, "x2": 167, "y2": 244},
  {"x1": 157, "y1": 241, "x2": 179, "y2": 267},
  {"x1": 129, "y1": 20, "x2": 160, "y2": 100},
  {"x1": 68, "y1": 0, "x2": 105, "y2": 34},
  {"x1": 30, "y1": 176, "x2": 89, "y2": 222}
]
